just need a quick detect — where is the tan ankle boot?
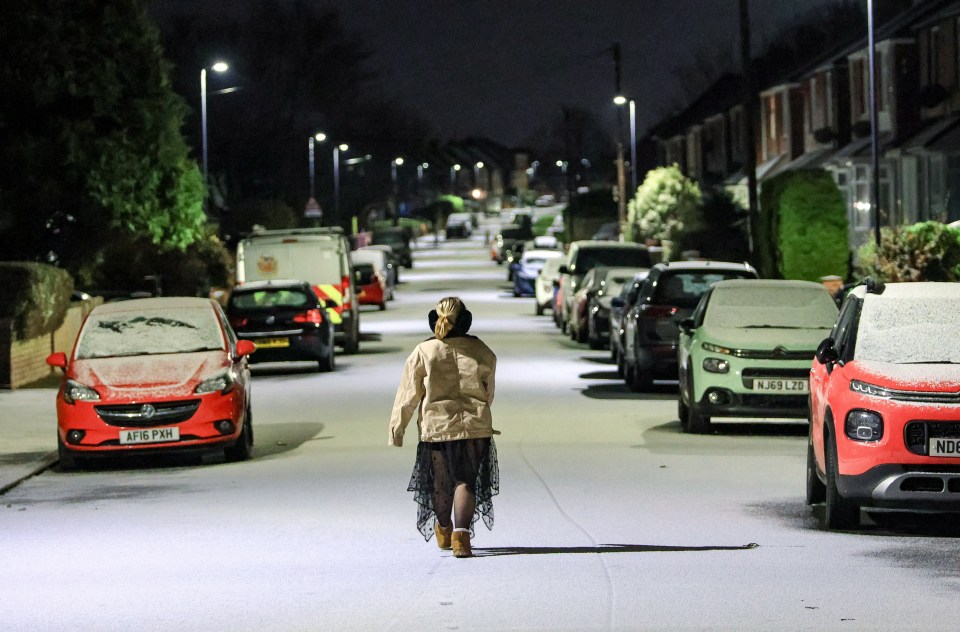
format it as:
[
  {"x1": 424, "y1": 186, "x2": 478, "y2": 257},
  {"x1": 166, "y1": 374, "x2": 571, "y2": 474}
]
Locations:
[
  {"x1": 434, "y1": 523, "x2": 452, "y2": 550},
  {"x1": 451, "y1": 530, "x2": 472, "y2": 558}
]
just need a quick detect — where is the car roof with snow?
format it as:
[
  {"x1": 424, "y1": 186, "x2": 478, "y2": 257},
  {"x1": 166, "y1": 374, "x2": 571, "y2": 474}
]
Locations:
[
  {"x1": 232, "y1": 280, "x2": 309, "y2": 292},
  {"x1": 711, "y1": 279, "x2": 824, "y2": 290},
  {"x1": 849, "y1": 280, "x2": 960, "y2": 300},
  {"x1": 652, "y1": 260, "x2": 756, "y2": 272},
  {"x1": 92, "y1": 296, "x2": 215, "y2": 315}
]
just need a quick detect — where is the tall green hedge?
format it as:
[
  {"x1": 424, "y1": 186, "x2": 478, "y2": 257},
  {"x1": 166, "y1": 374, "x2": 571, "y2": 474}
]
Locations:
[
  {"x1": 0, "y1": 262, "x2": 73, "y2": 340},
  {"x1": 759, "y1": 169, "x2": 849, "y2": 281}
]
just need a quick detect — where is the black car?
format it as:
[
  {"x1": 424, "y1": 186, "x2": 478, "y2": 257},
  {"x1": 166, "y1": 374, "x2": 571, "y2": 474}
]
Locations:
[
  {"x1": 493, "y1": 224, "x2": 533, "y2": 264},
  {"x1": 371, "y1": 227, "x2": 413, "y2": 268},
  {"x1": 227, "y1": 280, "x2": 336, "y2": 372},
  {"x1": 621, "y1": 261, "x2": 757, "y2": 391},
  {"x1": 609, "y1": 271, "x2": 649, "y2": 377}
]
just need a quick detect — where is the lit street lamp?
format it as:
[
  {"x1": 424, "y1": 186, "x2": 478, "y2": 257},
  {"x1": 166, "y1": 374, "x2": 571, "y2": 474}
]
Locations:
[
  {"x1": 450, "y1": 163, "x2": 461, "y2": 191},
  {"x1": 308, "y1": 132, "x2": 327, "y2": 199},
  {"x1": 614, "y1": 95, "x2": 638, "y2": 193},
  {"x1": 200, "y1": 61, "x2": 229, "y2": 214},
  {"x1": 474, "y1": 161, "x2": 485, "y2": 190}
]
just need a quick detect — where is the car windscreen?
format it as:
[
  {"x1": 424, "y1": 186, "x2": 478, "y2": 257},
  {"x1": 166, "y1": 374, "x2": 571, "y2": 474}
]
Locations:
[
  {"x1": 602, "y1": 275, "x2": 635, "y2": 297},
  {"x1": 854, "y1": 296, "x2": 960, "y2": 364},
  {"x1": 229, "y1": 288, "x2": 311, "y2": 311},
  {"x1": 500, "y1": 228, "x2": 525, "y2": 240},
  {"x1": 76, "y1": 307, "x2": 225, "y2": 359},
  {"x1": 651, "y1": 271, "x2": 755, "y2": 308},
  {"x1": 703, "y1": 286, "x2": 837, "y2": 329},
  {"x1": 574, "y1": 247, "x2": 651, "y2": 272},
  {"x1": 372, "y1": 232, "x2": 405, "y2": 246}
]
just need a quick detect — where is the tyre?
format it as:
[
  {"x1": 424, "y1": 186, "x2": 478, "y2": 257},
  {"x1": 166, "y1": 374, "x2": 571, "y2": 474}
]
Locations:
[
  {"x1": 824, "y1": 430, "x2": 859, "y2": 529},
  {"x1": 683, "y1": 375, "x2": 710, "y2": 433},
  {"x1": 678, "y1": 398, "x2": 689, "y2": 430},
  {"x1": 379, "y1": 302, "x2": 386, "y2": 311},
  {"x1": 536, "y1": 302, "x2": 544, "y2": 316},
  {"x1": 627, "y1": 357, "x2": 650, "y2": 392},
  {"x1": 616, "y1": 351, "x2": 625, "y2": 378},
  {"x1": 806, "y1": 435, "x2": 826, "y2": 505},
  {"x1": 57, "y1": 435, "x2": 77, "y2": 471},
  {"x1": 224, "y1": 410, "x2": 253, "y2": 462},
  {"x1": 343, "y1": 322, "x2": 360, "y2": 354},
  {"x1": 624, "y1": 359, "x2": 636, "y2": 388},
  {"x1": 318, "y1": 346, "x2": 336, "y2": 372}
]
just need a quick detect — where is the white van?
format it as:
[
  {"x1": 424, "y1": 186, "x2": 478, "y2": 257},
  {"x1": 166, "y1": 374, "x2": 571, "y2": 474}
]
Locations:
[{"x1": 236, "y1": 228, "x2": 360, "y2": 353}]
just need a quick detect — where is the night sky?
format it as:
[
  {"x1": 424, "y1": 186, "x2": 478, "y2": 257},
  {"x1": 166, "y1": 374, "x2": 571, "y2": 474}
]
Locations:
[{"x1": 150, "y1": 0, "x2": 841, "y2": 147}]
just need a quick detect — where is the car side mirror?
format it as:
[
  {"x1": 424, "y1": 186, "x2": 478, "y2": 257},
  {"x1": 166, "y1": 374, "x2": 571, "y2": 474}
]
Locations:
[
  {"x1": 46, "y1": 352, "x2": 67, "y2": 369},
  {"x1": 611, "y1": 297, "x2": 624, "y2": 308},
  {"x1": 558, "y1": 265, "x2": 569, "y2": 275},
  {"x1": 815, "y1": 338, "x2": 838, "y2": 365},
  {"x1": 678, "y1": 318, "x2": 695, "y2": 334},
  {"x1": 235, "y1": 340, "x2": 257, "y2": 358}
]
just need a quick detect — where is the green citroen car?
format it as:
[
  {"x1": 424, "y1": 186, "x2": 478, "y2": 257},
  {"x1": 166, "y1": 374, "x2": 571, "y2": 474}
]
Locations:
[{"x1": 677, "y1": 279, "x2": 838, "y2": 434}]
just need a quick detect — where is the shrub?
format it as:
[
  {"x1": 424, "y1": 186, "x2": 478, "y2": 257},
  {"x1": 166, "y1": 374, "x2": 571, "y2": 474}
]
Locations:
[
  {"x1": 674, "y1": 188, "x2": 749, "y2": 262},
  {"x1": 533, "y1": 214, "x2": 555, "y2": 237},
  {"x1": 856, "y1": 222, "x2": 960, "y2": 282},
  {"x1": 0, "y1": 262, "x2": 73, "y2": 339},
  {"x1": 627, "y1": 165, "x2": 702, "y2": 244},
  {"x1": 759, "y1": 169, "x2": 849, "y2": 281}
]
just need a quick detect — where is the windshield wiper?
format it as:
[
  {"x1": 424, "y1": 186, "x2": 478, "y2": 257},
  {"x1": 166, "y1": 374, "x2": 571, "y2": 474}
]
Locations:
[
  {"x1": 741, "y1": 325, "x2": 812, "y2": 329},
  {"x1": 901, "y1": 360, "x2": 960, "y2": 365}
]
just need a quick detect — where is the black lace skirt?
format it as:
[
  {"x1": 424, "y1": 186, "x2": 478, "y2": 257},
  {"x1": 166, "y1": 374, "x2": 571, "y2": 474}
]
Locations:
[{"x1": 407, "y1": 438, "x2": 499, "y2": 541}]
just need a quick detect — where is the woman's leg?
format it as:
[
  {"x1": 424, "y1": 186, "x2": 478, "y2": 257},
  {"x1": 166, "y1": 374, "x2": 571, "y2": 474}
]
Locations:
[
  {"x1": 430, "y1": 449, "x2": 453, "y2": 529},
  {"x1": 453, "y1": 483, "x2": 476, "y2": 529}
]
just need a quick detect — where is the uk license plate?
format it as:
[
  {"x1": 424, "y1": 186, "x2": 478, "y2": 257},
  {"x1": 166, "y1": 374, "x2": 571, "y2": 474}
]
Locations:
[
  {"x1": 119, "y1": 427, "x2": 180, "y2": 445},
  {"x1": 929, "y1": 438, "x2": 960, "y2": 457},
  {"x1": 255, "y1": 337, "x2": 290, "y2": 349},
  {"x1": 753, "y1": 378, "x2": 808, "y2": 393}
]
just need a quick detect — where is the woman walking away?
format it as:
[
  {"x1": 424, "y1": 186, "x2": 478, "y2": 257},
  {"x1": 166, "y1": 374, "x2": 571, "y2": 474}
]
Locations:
[{"x1": 389, "y1": 297, "x2": 499, "y2": 558}]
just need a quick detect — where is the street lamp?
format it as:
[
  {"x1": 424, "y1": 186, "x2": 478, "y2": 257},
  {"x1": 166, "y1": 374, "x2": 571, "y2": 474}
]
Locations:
[
  {"x1": 200, "y1": 61, "x2": 229, "y2": 214},
  {"x1": 308, "y1": 132, "x2": 327, "y2": 199},
  {"x1": 450, "y1": 163, "x2": 461, "y2": 191},
  {"x1": 556, "y1": 160, "x2": 569, "y2": 202},
  {"x1": 474, "y1": 161, "x2": 484, "y2": 188},
  {"x1": 614, "y1": 95, "x2": 637, "y2": 193},
  {"x1": 334, "y1": 143, "x2": 348, "y2": 219},
  {"x1": 417, "y1": 162, "x2": 429, "y2": 187}
]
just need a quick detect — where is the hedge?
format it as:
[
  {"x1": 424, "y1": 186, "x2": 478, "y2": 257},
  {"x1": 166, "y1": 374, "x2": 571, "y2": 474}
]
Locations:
[
  {"x1": 856, "y1": 222, "x2": 960, "y2": 281},
  {"x1": 0, "y1": 262, "x2": 73, "y2": 340}
]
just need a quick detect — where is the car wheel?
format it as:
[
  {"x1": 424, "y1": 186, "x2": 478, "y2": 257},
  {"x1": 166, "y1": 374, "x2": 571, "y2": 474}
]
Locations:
[
  {"x1": 536, "y1": 302, "x2": 545, "y2": 316},
  {"x1": 319, "y1": 346, "x2": 336, "y2": 373},
  {"x1": 379, "y1": 302, "x2": 386, "y2": 311},
  {"x1": 588, "y1": 334, "x2": 604, "y2": 350},
  {"x1": 627, "y1": 358, "x2": 650, "y2": 392},
  {"x1": 343, "y1": 322, "x2": 360, "y2": 354},
  {"x1": 678, "y1": 398, "x2": 689, "y2": 430},
  {"x1": 824, "y1": 429, "x2": 859, "y2": 529},
  {"x1": 616, "y1": 351, "x2": 625, "y2": 378},
  {"x1": 683, "y1": 375, "x2": 710, "y2": 433},
  {"x1": 224, "y1": 410, "x2": 253, "y2": 462},
  {"x1": 561, "y1": 319, "x2": 568, "y2": 334},
  {"x1": 806, "y1": 434, "x2": 826, "y2": 505},
  {"x1": 57, "y1": 434, "x2": 77, "y2": 471}
]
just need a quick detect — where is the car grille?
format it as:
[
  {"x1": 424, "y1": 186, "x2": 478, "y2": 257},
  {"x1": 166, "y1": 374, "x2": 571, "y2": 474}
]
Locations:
[
  {"x1": 905, "y1": 421, "x2": 960, "y2": 456},
  {"x1": 95, "y1": 400, "x2": 201, "y2": 427},
  {"x1": 726, "y1": 348, "x2": 816, "y2": 360},
  {"x1": 883, "y1": 389, "x2": 960, "y2": 405}
]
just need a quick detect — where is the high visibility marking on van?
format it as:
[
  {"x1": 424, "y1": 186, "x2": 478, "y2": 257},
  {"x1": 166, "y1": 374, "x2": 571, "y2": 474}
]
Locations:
[{"x1": 314, "y1": 284, "x2": 345, "y2": 324}]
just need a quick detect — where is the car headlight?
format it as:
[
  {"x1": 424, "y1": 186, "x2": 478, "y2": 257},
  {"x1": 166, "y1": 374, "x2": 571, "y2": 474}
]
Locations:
[
  {"x1": 702, "y1": 358, "x2": 730, "y2": 373},
  {"x1": 64, "y1": 379, "x2": 100, "y2": 404},
  {"x1": 849, "y1": 380, "x2": 892, "y2": 398},
  {"x1": 195, "y1": 370, "x2": 236, "y2": 395},
  {"x1": 702, "y1": 342, "x2": 733, "y2": 355},
  {"x1": 845, "y1": 409, "x2": 883, "y2": 441}
]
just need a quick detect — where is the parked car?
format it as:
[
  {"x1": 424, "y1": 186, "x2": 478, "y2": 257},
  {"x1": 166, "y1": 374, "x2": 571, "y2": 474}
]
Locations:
[
  {"x1": 677, "y1": 279, "x2": 838, "y2": 434},
  {"x1": 535, "y1": 257, "x2": 565, "y2": 316},
  {"x1": 557, "y1": 241, "x2": 653, "y2": 333},
  {"x1": 591, "y1": 222, "x2": 621, "y2": 241},
  {"x1": 360, "y1": 244, "x2": 401, "y2": 283},
  {"x1": 227, "y1": 280, "x2": 336, "y2": 371},
  {"x1": 445, "y1": 212, "x2": 474, "y2": 239},
  {"x1": 512, "y1": 248, "x2": 564, "y2": 298},
  {"x1": 354, "y1": 262, "x2": 387, "y2": 311},
  {"x1": 808, "y1": 280, "x2": 960, "y2": 529},
  {"x1": 621, "y1": 261, "x2": 758, "y2": 391},
  {"x1": 45, "y1": 297, "x2": 256, "y2": 468},
  {"x1": 505, "y1": 241, "x2": 526, "y2": 281},
  {"x1": 584, "y1": 267, "x2": 647, "y2": 350},
  {"x1": 492, "y1": 224, "x2": 532, "y2": 264},
  {"x1": 568, "y1": 268, "x2": 602, "y2": 344},
  {"x1": 371, "y1": 227, "x2": 412, "y2": 268},
  {"x1": 610, "y1": 271, "x2": 650, "y2": 376},
  {"x1": 353, "y1": 247, "x2": 395, "y2": 300}
]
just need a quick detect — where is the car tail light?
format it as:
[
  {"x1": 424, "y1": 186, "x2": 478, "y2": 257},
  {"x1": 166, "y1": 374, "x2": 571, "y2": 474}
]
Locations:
[
  {"x1": 639, "y1": 304, "x2": 679, "y2": 319},
  {"x1": 342, "y1": 275, "x2": 352, "y2": 309},
  {"x1": 293, "y1": 309, "x2": 324, "y2": 324},
  {"x1": 229, "y1": 316, "x2": 248, "y2": 328}
]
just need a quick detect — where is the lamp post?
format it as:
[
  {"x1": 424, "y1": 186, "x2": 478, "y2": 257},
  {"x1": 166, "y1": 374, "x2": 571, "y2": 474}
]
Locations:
[
  {"x1": 556, "y1": 159, "x2": 569, "y2": 201},
  {"x1": 450, "y1": 163, "x2": 461, "y2": 192},
  {"x1": 308, "y1": 132, "x2": 327, "y2": 199},
  {"x1": 334, "y1": 143, "x2": 348, "y2": 220},
  {"x1": 200, "y1": 61, "x2": 229, "y2": 215},
  {"x1": 867, "y1": 0, "x2": 881, "y2": 246}
]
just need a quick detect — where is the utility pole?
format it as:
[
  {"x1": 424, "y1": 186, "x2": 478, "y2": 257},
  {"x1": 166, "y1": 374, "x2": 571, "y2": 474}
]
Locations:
[
  {"x1": 739, "y1": 0, "x2": 759, "y2": 260},
  {"x1": 868, "y1": 0, "x2": 882, "y2": 247}
]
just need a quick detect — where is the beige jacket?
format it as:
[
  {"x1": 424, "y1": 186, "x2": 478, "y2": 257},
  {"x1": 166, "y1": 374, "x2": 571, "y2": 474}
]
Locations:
[{"x1": 389, "y1": 336, "x2": 497, "y2": 446}]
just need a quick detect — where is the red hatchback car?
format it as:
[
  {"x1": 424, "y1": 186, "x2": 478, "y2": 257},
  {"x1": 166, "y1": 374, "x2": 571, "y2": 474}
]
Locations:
[
  {"x1": 808, "y1": 280, "x2": 960, "y2": 529},
  {"x1": 46, "y1": 297, "x2": 256, "y2": 469}
]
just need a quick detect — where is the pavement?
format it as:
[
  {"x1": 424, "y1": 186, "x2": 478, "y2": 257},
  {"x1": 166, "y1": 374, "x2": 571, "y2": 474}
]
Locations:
[{"x1": 0, "y1": 386, "x2": 60, "y2": 494}]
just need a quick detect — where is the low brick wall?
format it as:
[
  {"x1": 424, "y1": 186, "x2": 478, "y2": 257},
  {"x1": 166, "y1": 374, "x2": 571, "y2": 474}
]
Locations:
[{"x1": 0, "y1": 298, "x2": 102, "y2": 389}]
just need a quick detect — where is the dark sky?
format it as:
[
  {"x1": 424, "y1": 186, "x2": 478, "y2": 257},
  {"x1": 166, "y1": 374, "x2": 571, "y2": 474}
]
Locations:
[{"x1": 151, "y1": 0, "x2": 841, "y2": 147}]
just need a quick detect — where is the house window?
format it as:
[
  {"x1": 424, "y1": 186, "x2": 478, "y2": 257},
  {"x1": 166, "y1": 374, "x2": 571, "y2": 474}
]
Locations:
[{"x1": 850, "y1": 163, "x2": 891, "y2": 231}]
